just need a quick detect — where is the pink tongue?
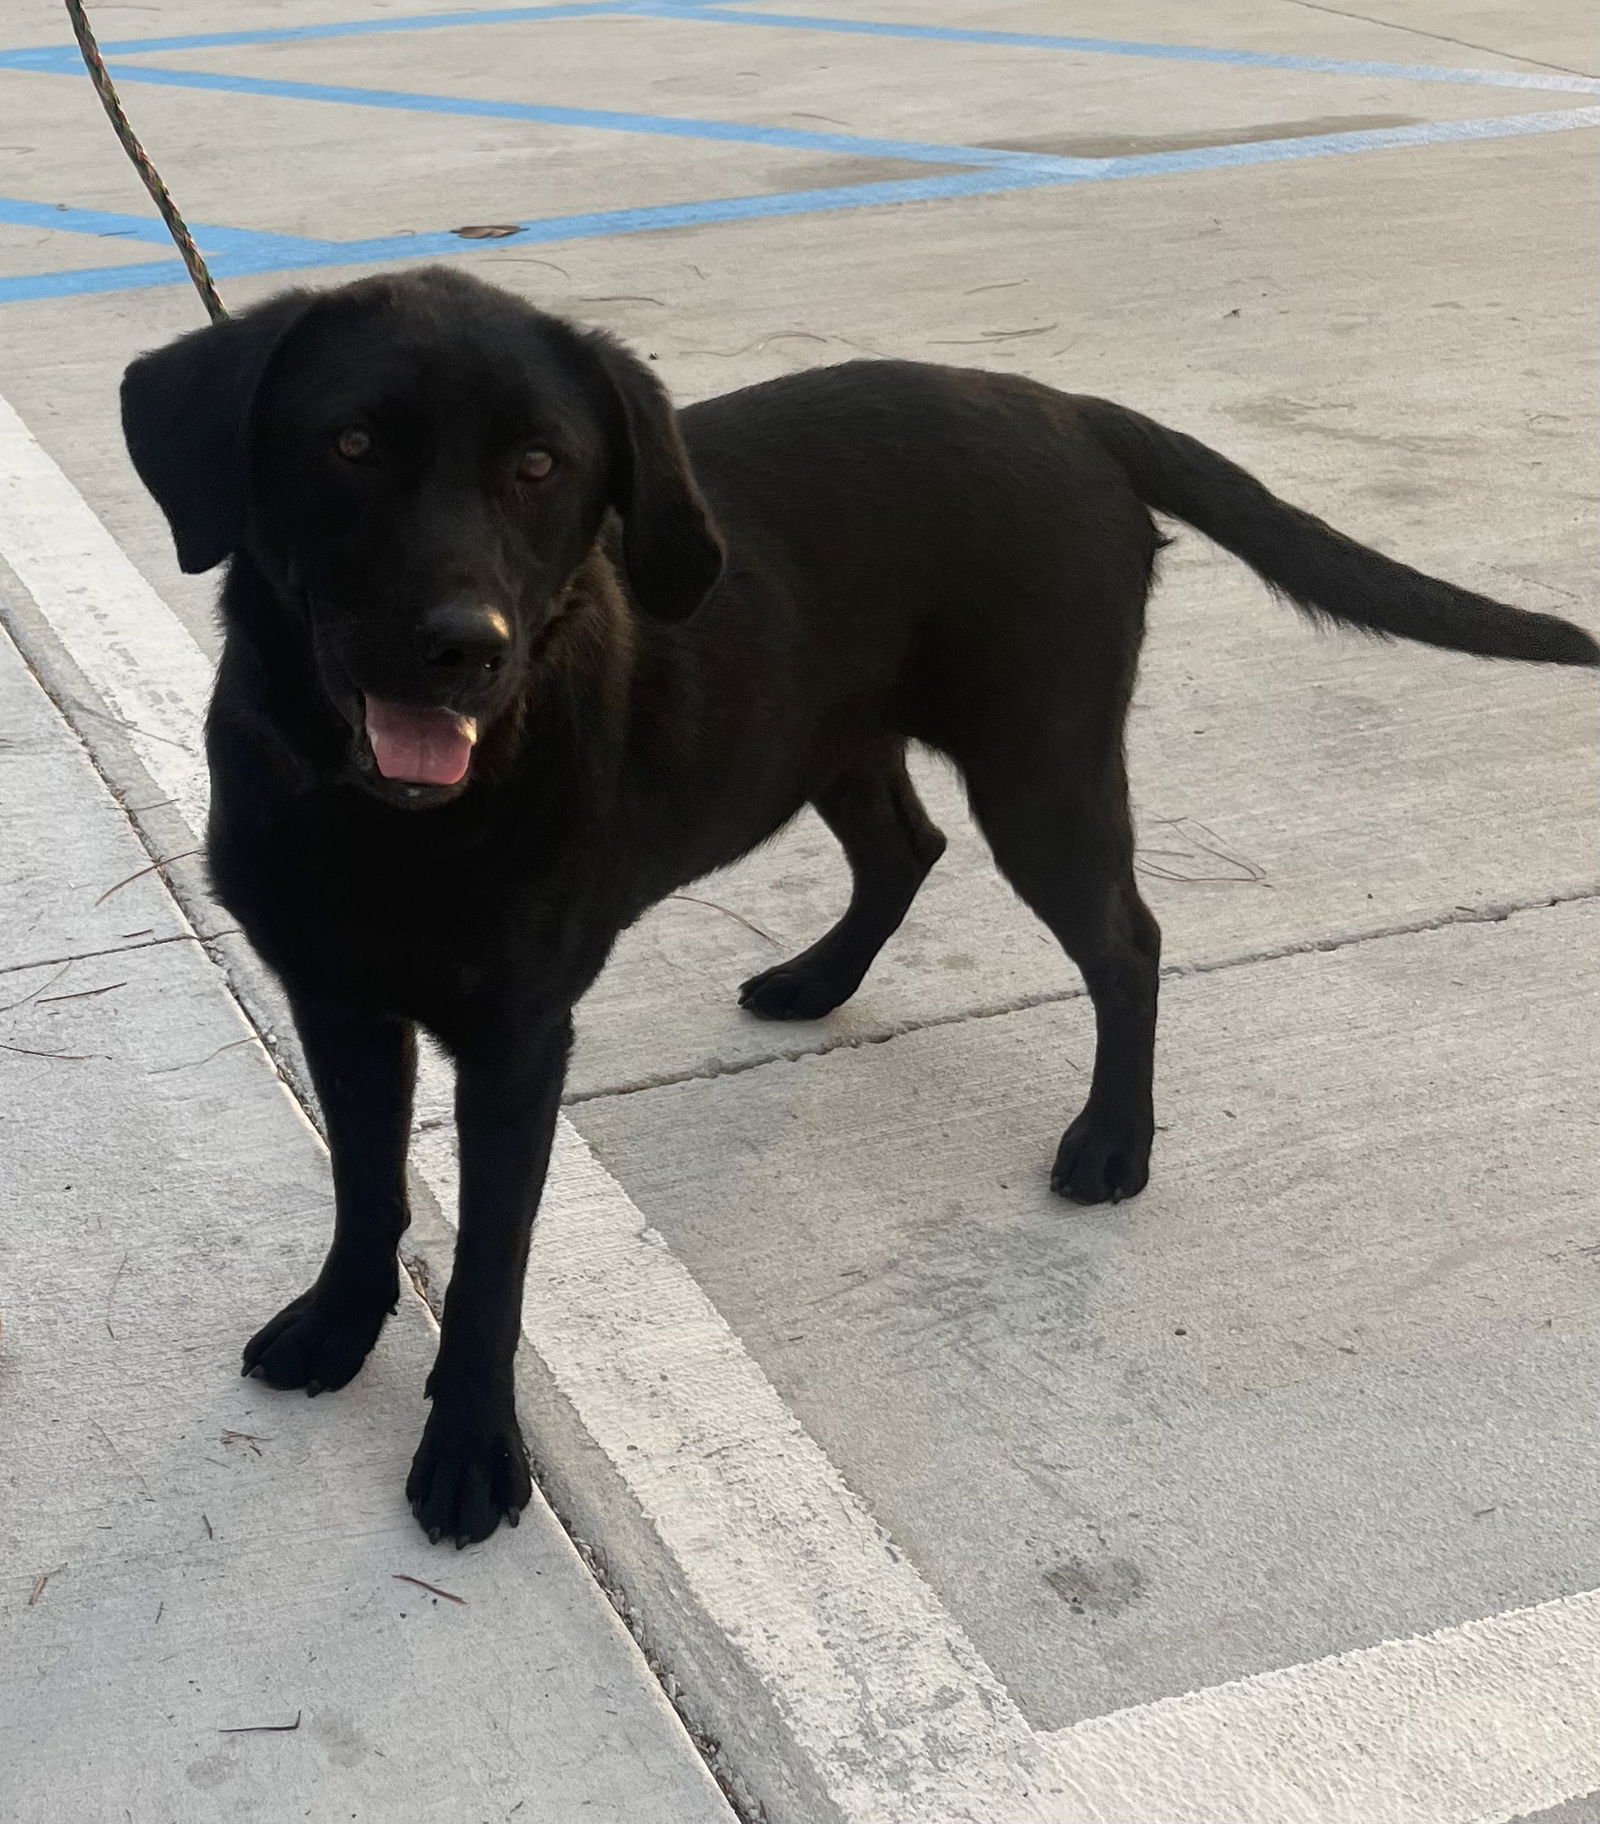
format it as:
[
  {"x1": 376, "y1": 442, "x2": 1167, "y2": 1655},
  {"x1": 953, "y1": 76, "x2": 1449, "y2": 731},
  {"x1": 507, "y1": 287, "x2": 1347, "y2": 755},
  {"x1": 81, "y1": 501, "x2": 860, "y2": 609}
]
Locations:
[{"x1": 363, "y1": 698, "x2": 476, "y2": 786}]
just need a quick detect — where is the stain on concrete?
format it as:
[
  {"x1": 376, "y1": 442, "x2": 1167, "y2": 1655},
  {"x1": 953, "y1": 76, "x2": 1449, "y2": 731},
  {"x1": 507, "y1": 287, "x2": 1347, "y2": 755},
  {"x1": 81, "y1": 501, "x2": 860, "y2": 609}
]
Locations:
[
  {"x1": 984, "y1": 115, "x2": 1421, "y2": 160},
  {"x1": 1362, "y1": 476, "x2": 1447, "y2": 506},
  {"x1": 184, "y1": 1748, "x2": 239, "y2": 1791},
  {"x1": 1222, "y1": 395, "x2": 1480, "y2": 457},
  {"x1": 1045, "y1": 1555, "x2": 1147, "y2": 1617},
  {"x1": 310, "y1": 1709, "x2": 370, "y2": 1769},
  {"x1": 765, "y1": 157, "x2": 967, "y2": 191}
]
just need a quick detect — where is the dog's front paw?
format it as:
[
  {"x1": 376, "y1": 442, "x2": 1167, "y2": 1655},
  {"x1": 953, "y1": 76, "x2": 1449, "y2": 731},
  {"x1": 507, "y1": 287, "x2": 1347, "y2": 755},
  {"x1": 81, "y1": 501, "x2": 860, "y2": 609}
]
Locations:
[
  {"x1": 242, "y1": 1285, "x2": 392, "y2": 1394},
  {"x1": 1050, "y1": 1109, "x2": 1152, "y2": 1205},
  {"x1": 738, "y1": 959, "x2": 851, "y2": 1021},
  {"x1": 407, "y1": 1403, "x2": 533, "y2": 1547}
]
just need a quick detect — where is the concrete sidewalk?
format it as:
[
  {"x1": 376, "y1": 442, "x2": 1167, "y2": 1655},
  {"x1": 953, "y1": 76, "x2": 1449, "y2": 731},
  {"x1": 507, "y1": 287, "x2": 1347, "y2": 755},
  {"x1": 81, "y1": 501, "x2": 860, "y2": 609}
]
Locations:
[{"x1": 0, "y1": 625, "x2": 735, "y2": 1823}]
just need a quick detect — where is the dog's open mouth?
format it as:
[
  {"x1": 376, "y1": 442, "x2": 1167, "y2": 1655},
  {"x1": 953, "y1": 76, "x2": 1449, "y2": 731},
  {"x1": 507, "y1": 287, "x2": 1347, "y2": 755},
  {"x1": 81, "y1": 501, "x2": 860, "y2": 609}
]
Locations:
[{"x1": 363, "y1": 698, "x2": 479, "y2": 786}]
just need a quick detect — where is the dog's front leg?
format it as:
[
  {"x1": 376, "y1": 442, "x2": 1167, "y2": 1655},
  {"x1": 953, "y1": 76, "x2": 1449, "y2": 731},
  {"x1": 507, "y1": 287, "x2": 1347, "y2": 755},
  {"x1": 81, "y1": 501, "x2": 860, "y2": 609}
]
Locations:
[
  {"x1": 407, "y1": 1014, "x2": 573, "y2": 1546},
  {"x1": 243, "y1": 991, "x2": 416, "y2": 1392}
]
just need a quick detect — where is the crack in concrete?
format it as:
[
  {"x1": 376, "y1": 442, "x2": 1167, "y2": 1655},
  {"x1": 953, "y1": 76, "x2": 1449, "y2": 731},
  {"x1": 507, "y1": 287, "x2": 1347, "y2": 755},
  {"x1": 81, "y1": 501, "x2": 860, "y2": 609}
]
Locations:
[
  {"x1": 563, "y1": 886, "x2": 1598, "y2": 1106},
  {"x1": 1278, "y1": 0, "x2": 1600, "y2": 80}
]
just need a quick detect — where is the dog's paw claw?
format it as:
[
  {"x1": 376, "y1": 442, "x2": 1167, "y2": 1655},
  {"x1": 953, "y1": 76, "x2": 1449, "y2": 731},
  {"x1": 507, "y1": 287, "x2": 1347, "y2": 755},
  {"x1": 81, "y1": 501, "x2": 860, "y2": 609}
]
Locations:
[{"x1": 241, "y1": 1288, "x2": 389, "y2": 1393}]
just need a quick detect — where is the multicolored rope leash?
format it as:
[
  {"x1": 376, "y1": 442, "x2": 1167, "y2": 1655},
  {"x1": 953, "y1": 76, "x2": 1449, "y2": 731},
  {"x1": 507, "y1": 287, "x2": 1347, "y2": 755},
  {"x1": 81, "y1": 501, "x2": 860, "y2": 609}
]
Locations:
[{"x1": 64, "y1": 0, "x2": 229, "y2": 321}]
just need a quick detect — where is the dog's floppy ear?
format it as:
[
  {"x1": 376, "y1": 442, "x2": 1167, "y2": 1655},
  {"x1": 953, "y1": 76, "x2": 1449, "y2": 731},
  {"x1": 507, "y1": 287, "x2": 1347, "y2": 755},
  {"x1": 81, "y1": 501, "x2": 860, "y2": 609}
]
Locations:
[
  {"x1": 582, "y1": 331, "x2": 724, "y2": 621},
  {"x1": 120, "y1": 290, "x2": 316, "y2": 574}
]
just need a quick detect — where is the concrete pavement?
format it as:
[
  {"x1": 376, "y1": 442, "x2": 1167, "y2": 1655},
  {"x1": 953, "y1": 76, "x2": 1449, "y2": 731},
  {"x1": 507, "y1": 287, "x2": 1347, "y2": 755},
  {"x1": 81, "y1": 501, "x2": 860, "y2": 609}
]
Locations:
[
  {"x1": 2, "y1": 2, "x2": 1597, "y2": 1819},
  {"x1": 0, "y1": 610, "x2": 736, "y2": 1819}
]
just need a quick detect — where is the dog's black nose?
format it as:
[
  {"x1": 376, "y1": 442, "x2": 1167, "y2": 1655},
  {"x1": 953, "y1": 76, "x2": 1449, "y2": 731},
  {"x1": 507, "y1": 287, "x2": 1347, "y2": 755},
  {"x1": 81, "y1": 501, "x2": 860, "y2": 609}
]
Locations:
[{"x1": 422, "y1": 603, "x2": 512, "y2": 678}]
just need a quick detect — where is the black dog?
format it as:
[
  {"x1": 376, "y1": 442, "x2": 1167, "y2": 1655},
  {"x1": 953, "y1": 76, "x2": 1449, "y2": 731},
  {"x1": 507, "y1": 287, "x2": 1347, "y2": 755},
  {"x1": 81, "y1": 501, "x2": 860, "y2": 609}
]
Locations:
[{"x1": 121, "y1": 267, "x2": 1596, "y2": 1545}]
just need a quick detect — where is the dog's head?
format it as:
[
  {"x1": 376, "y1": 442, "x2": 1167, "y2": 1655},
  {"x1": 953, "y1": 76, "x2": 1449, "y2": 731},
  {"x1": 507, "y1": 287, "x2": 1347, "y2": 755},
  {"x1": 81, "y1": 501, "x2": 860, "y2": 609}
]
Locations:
[{"x1": 121, "y1": 267, "x2": 723, "y2": 807}]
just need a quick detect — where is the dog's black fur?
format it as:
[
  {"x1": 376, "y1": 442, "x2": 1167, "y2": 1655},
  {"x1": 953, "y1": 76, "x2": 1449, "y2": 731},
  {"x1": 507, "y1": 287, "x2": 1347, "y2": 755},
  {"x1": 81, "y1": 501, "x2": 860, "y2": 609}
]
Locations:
[{"x1": 121, "y1": 267, "x2": 1598, "y2": 1545}]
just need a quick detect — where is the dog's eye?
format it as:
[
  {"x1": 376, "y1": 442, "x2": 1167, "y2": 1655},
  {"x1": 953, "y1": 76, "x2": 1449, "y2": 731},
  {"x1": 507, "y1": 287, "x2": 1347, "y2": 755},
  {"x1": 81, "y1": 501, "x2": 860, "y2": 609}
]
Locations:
[
  {"x1": 335, "y1": 427, "x2": 373, "y2": 462},
  {"x1": 517, "y1": 449, "x2": 555, "y2": 483}
]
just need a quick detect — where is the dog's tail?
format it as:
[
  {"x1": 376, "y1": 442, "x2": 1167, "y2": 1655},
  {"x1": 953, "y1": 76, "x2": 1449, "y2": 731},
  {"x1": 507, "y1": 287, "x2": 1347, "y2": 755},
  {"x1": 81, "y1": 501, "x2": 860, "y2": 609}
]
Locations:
[{"x1": 1074, "y1": 396, "x2": 1599, "y2": 667}]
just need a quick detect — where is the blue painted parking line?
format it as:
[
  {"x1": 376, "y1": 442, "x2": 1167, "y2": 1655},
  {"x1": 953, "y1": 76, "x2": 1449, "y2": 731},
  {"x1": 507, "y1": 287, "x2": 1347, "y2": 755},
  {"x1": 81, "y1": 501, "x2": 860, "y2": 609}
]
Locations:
[
  {"x1": 639, "y1": 5, "x2": 1600, "y2": 96},
  {"x1": 0, "y1": 254, "x2": 190, "y2": 304},
  {"x1": 5, "y1": 106, "x2": 1596, "y2": 307},
  {"x1": 1091, "y1": 101, "x2": 1600, "y2": 174},
  {"x1": 4, "y1": 0, "x2": 1596, "y2": 310},
  {"x1": 8, "y1": 2, "x2": 1599, "y2": 93},
  {"x1": 0, "y1": 196, "x2": 338, "y2": 259},
  {"x1": 0, "y1": 167, "x2": 1067, "y2": 305},
  {"x1": 0, "y1": 198, "x2": 211, "y2": 247},
  {"x1": 0, "y1": 5, "x2": 632, "y2": 69},
  {"x1": 18, "y1": 55, "x2": 1598, "y2": 184},
  {"x1": 2, "y1": 1, "x2": 1597, "y2": 92},
  {"x1": 75, "y1": 62, "x2": 1084, "y2": 173}
]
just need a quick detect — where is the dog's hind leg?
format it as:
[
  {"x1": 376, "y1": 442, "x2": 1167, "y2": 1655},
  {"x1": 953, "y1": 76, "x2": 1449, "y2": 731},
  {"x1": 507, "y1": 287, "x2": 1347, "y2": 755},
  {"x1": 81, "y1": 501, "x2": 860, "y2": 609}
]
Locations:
[
  {"x1": 963, "y1": 744, "x2": 1161, "y2": 1205},
  {"x1": 739, "y1": 741, "x2": 946, "y2": 1021}
]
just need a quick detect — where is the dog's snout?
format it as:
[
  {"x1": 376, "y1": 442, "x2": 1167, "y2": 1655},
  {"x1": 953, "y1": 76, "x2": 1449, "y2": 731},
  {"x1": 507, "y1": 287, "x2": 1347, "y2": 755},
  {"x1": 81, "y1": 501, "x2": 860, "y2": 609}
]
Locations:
[{"x1": 422, "y1": 603, "x2": 513, "y2": 679}]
